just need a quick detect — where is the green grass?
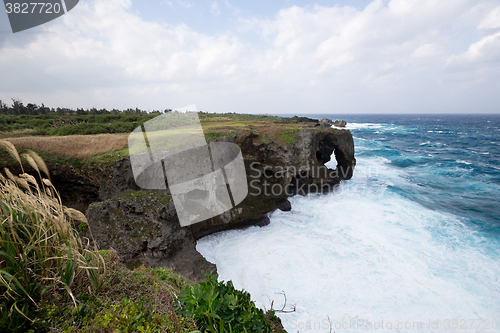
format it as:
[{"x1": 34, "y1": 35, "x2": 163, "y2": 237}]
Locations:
[
  {"x1": 0, "y1": 113, "x2": 158, "y2": 136},
  {"x1": 0, "y1": 146, "x2": 87, "y2": 167},
  {"x1": 0, "y1": 147, "x2": 130, "y2": 180},
  {"x1": 280, "y1": 128, "x2": 300, "y2": 145},
  {"x1": 0, "y1": 112, "x2": 281, "y2": 137},
  {"x1": 198, "y1": 112, "x2": 280, "y2": 123},
  {"x1": 29, "y1": 251, "x2": 200, "y2": 333},
  {"x1": 9, "y1": 250, "x2": 287, "y2": 333},
  {"x1": 117, "y1": 190, "x2": 172, "y2": 205},
  {"x1": 204, "y1": 130, "x2": 237, "y2": 141},
  {"x1": 86, "y1": 148, "x2": 129, "y2": 167}
]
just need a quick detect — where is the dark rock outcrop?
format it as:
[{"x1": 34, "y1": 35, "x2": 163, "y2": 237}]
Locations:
[
  {"x1": 319, "y1": 118, "x2": 334, "y2": 127},
  {"x1": 85, "y1": 127, "x2": 356, "y2": 280},
  {"x1": 333, "y1": 120, "x2": 347, "y2": 128},
  {"x1": 277, "y1": 116, "x2": 347, "y2": 128},
  {"x1": 275, "y1": 199, "x2": 292, "y2": 212},
  {"x1": 85, "y1": 191, "x2": 215, "y2": 281},
  {"x1": 276, "y1": 116, "x2": 319, "y2": 124},
  {"x1": 97, "y1": 157, "x2": 141, "y2": 201}
]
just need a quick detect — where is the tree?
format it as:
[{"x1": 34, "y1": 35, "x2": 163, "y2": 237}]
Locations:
[{"x1": 11, "y1": 98, "x2": 26, "y2": 115}]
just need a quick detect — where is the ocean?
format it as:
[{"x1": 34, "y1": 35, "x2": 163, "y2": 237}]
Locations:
[{"x1": 197, "y1": 114, "x2": 500, "y2": 333}]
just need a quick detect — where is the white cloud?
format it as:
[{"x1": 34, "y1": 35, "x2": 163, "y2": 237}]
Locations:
[
  {"x1": 210, "y1": 1, "x2": 220, "y2": 16},
  {"x1": 162, "y1": 1, "x2": 174, "y2": 8},
  {"x1": 477, "y1": 5, "x2": 500, "y2": 29},
  {"x1": 0, "y1": 0, "x2": 499, "y2": 113},
  {"x1": 178, "y1": 1, "x2": 192, "y2": 9},
  {"x1": 447, "y1": 31, "x2": 500, "y2": 64},
  {"x1": 222, "y1": 1, "x2": 241, "y2": 16},
  {"x1": 412, "y1": 44, "x2": 442, "y2": 58}
]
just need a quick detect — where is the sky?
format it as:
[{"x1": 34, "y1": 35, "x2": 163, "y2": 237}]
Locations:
[{"x1": 1, "y1": 0, "x2": 500, "y2": 114}]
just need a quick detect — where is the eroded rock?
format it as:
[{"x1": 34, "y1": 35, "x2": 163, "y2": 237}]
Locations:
[
  {"x1": 333, "y1": 120, "x2": 347, "y2": 128},
  {"x1": 85, "y1": 191, "x2": 215, "y2": 281},
  {"x1": 319, "y1": 118, "x2": 334, "y2": 127},
  {"x1": 86, "y1": 126, "x2": 356, "y2": 280}
]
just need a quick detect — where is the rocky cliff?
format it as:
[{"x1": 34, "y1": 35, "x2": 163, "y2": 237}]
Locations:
[{"x1": 84, "y1": 126, "x2": 355, "y2": 280}]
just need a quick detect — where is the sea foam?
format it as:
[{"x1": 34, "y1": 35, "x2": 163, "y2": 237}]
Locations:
[{"x1": 197, "y1": 121, "x2": 500, "y2": 333}]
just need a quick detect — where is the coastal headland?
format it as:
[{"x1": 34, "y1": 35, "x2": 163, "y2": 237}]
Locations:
[{"x1": 0, "y1": 112, "x2": 355, "y2": 281}]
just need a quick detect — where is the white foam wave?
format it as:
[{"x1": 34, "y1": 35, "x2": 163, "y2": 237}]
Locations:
[
  {"x1": 344, "y1": 123, "x2": 385, "y2": 130},
  {"x1": 197, "y1": 154, "x2": 500, "y2": 332},
  {"x1": 346, "y1": 123, "x2": 417, "y2": 135}
]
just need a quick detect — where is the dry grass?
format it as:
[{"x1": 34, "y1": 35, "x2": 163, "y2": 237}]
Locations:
[
  {"x1": 2, "y1": 120, "x2": 317, "y2": 162},
  {"x1": 4, "y1": 134, "x2": 128, "y2": 160},
  {"x1": 202, "y1": 120, "x2": 313, "y2": 146},
  {"x1": 0, "y1": 129, "x2": 37, "y2": 139},
  {"x1": 0, "y1": 141, "x2": 103, "y2": 330}
]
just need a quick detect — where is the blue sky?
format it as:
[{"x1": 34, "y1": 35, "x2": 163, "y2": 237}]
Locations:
[
  {"x1": 129, "y1": 1, "x2": 374, "y2": 35},
  {"x1": 1, "y1": 0, "x2": 500, "y2": 114}
]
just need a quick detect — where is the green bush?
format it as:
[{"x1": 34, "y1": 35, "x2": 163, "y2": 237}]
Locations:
[
  {"x1": 178, "y1": 272, "x2": 273, "y2": 333},
  {"x1": 0, "y1": 112, "x2": 159, "y2": 136}
]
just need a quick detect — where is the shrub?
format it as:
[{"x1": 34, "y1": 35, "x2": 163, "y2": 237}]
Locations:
[{"x1": 177, "y1": 272, "x2": 273, "y2": 333}]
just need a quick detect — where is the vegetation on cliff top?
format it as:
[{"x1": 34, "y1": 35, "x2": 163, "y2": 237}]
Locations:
[
  {"x1": 0, "y1": 99, "x2": 280, "y2": 137},
  {"x1": 0, "y1": 102, "x2": 339, "y2": 171}
]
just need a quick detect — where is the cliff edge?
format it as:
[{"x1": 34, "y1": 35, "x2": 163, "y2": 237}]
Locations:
[{"x1": 85, "y1": 123, "x2": 355, "y2": 280}]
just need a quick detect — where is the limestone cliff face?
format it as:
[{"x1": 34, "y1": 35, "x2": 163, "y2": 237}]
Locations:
[
  {"x1": 85, "y1": 127, "x2": 356, "y2": 280},
  {"x1": 189, "y1": 128, "x2": 355, "y2": 239},
  {"x1": 84, "y1": 191, "x2": 216, "y2": 281}
]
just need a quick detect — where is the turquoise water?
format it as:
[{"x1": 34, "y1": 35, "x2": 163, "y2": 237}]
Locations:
[{"x1": 197, "y1": 114, "x2": 500, "y2": 333}]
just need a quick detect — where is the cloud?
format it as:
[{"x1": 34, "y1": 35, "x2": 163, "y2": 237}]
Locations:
[
  {"x1": 178, "y1": 1, "x2": 192, "y2": 9},
  {"x1": 447, "y1": 31, "x2": 500, "y2": 65},
  {"x1": 477, "y1": 5, "x2": 500, "y2": 29},
  {"x1": 412, "y1": 44, "x2": 443, "y2": 58},
  {"x1": 0, "y1": 0, "x2": 499, "y2": 113},
  {"x1": 210, "y1": 1, "x2": 220, "y2": 16},
  {"x1": 162, "y1": 1, "x2": 174, "y2": 8},
  {"x1": 223, "y1": 1, "x2": 241, "y2": 16}
]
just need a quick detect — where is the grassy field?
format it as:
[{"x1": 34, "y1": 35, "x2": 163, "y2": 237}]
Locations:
[
  {"x1": 0, "y1": 112, "x2": 328, "y2": 170},
  {"x1": 0, "y1": 113, "x2": 155, "y2": 137},
  {"x1": 0, "y1": 112, "x2": 280, "y2": 137},
  {"x1": 5, "y1": 134, "x2": 128, "y2": 160}
]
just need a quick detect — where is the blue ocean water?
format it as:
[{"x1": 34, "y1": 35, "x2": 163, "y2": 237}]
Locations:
[{"x1": 197, "y1": 114, "x2": 500, "y2": 333}]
